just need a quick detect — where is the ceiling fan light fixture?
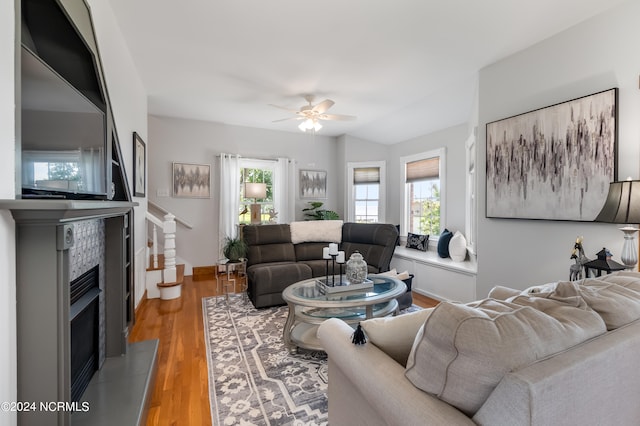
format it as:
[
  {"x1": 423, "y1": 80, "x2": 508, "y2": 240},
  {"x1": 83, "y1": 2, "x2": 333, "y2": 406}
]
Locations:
[{"x1": 299, "y1": 118, "x2": 320, "y2": 132}]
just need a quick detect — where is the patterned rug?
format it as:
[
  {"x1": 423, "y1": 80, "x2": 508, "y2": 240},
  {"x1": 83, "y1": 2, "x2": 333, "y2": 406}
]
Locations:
[
  {"x1": 202, "y1": 294, "x2": 421, "y2": 425},
  {"x1": 203, "y1": 295, "x2": 329, "y2": 425}
]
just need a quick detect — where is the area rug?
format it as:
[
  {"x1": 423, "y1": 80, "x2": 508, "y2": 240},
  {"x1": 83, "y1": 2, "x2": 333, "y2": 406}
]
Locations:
[
  {"x1": 203, "y1": 295, "x2": 329, "y2": 425},
  {"x1": 202, "y1": 294, "x2": 421, "y2": 426}
]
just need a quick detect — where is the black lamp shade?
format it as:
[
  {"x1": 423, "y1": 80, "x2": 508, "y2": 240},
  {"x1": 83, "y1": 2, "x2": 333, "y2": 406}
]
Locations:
[{"x1": 595, "y1": 180, "x2": 640, "y2": 224}]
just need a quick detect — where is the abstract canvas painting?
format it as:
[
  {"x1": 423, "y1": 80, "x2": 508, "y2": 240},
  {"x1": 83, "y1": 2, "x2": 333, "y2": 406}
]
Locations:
[
  {"x1": 486, "y1": 88, "x2": 617, "y2": 221},
  {"x1": 299, "y1": 169, "x2": 327, "y2": 199},
  {"x1": 173, "y1": 162, "x2": 211, "y2": 198}
]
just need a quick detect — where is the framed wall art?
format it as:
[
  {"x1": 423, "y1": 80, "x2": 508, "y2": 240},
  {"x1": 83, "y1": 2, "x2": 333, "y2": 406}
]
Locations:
[
  {"x1": 299, "y1": 169, "x2": 327, "y2": 199},
  {"x1": 486, "y1": 88, "x2": 617, "y2": 221},
  {"x1": 133, "y1": 132, "x2": 146, "y2": 197},
  {"x1": 172, "y1": 162, "x2": 211, "y2": 198}
]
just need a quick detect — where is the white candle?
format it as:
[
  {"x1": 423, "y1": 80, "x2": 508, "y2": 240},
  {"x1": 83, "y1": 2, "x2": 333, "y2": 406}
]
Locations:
[
  {"x1": 329, "y1": 243, "x2": 338, "y2": 255},
  {"x1": 323, "y1": 247, "x2": 331, "y2": 259},
  {"x1": 336, "y1": 251, "x2": 345, "y2": 263}
]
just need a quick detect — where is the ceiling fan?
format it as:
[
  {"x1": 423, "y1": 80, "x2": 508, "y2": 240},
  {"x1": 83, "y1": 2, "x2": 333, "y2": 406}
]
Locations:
[{"x1": 270, "y1": 95, "x2": 357, "y2": 132}]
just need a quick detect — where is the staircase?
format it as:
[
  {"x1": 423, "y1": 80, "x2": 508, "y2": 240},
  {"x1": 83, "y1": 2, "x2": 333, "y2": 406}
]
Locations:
[
  {"x1": 146, "y1": 211, "x2": 185, "y2": 300},
  {"x1": 148, "y1": 254, "x2": 185, "y2": 300}
]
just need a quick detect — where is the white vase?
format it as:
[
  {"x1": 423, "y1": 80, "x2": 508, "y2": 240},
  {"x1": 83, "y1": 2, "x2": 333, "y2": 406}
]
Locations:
[
  {"x1": 346, "y1": 251, "x2": 368, "y2": 284},
  {"x1": 449, "y1": 231, "x2": 467, "y2": 262}
]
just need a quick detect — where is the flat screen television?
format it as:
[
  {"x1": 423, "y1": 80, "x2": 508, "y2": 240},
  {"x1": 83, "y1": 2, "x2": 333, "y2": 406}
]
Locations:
[{"x1": 21, "y1": 46, "x2": 107, "y2": 199}]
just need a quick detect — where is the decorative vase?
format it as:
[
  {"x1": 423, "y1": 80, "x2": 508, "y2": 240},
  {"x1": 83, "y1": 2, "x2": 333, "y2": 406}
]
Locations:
[{"x1": 346, "y1": 251, "x2": 368, "y2": 284}]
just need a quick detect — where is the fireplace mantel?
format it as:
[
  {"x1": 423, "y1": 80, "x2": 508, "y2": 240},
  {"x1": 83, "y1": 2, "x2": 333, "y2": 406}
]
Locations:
[{"x1": 0, "y1": 199, "x2": 137, "y2": 222}]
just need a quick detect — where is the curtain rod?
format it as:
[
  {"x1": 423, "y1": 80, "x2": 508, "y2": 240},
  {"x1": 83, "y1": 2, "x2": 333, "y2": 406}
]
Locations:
[{"x1": 215, "y1": 154, "x2": 294, "y2": 163}]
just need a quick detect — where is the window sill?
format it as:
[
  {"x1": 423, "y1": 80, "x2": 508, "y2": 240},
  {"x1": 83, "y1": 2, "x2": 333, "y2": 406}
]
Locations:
[{"x1": 393, "y1": 246, "x2": 477, "y2": 275}]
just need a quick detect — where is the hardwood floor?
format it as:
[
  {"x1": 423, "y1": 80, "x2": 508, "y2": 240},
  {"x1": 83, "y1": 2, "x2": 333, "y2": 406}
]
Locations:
[{"x1": 129, "y1": 275, "x2": 438, "y2": 425}]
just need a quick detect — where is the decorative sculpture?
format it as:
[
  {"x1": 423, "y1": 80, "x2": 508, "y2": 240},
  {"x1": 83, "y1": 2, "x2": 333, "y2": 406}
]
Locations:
[{"x1": 570, "y1": 236, "x2": 589, "y2": 281}]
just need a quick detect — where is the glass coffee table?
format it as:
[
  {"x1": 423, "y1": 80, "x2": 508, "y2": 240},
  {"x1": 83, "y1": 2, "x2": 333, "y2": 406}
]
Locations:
[{"x1": 281, "y1": 275, "x2": 407, "y2": 353}]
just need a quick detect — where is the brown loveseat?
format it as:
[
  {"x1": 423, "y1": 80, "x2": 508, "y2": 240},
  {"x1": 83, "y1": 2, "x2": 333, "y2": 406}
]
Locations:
[{"x1": 243, "y1": 221, "x2": 399, "y2": 308}]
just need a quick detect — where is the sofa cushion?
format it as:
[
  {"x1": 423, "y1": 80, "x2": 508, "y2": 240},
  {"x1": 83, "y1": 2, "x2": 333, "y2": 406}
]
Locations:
[
  {"x1": 247, "y1": 262, "x2": 312, "y2": 297},
  {"x1": 299, "y1": 259, "x2": 329, "y2": 278},
  {"x1": 246, "y1": 243, "x2": 296, "y2": 266},
  {"x1": 290, "y1": 220, "x2": 343, "y2": 244},
  {"x1": 598, "y1": 271, "x2": 640, "y2": 292},
  {"x1": 579, "y1": 279, "x2": 640, "y2": 330},
  {"x1": 244, "y1": 223, "x2": 292, "y2": 245},
  {"x1": 295, "y1": 242, "x2": 328, "y2": 261},
  {"x1": 487, "y1": 285, "x2": 522, "y2": 300},
  {"x1": 498, "y1": 276, "x2": 640, "y2": 330},
  {"x1": 405, "y1": 294, "x2": 606, "y2": 416},
  {"x1": 361, "y1": 307, "x2": 434, "y2": 366},
  {"x1": 341, "y1": 243, "x2": 389, "y2": 273}
]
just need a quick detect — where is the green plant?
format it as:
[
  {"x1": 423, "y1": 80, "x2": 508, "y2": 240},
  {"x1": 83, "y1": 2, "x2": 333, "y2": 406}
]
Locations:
[
  {"x1": 302, "y1": 201, "x2": 340, "y2": 221},
  {"x1": 222, "y1": 236, "x2": 247, "y2": 261}
]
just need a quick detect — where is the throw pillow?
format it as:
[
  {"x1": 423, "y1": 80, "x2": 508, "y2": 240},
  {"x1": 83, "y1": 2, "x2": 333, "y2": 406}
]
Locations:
[
  {"x1": 487, "y1": 285, "x2": 521, "y2": 300},
  {"x1": 361, "y1": 308, "x2": 434, "y2": 366},
  {"x1": 289, "y1": 220, "x2": 343, "y2": 244},
  {"x1": 579, "y1": 279, "x2": 640, "y2": 330},
  {"x1": 405, "y1": 297, "x2": 606, "y2": 416},
  {"x1": 448, "y1": 231, "x2": 467, "y2": 262},
  {"x1": 599, "y1": 271, "x2": 640, "y2": 293},
  {"x1": 406, "y1": 233, "x2": 428, "y2": 251},
  {"x1": 437, "y1": 229, "x2": 453, "y2": 258}
]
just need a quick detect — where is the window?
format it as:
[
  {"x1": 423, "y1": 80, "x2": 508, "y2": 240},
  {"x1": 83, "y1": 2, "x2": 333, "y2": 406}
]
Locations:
[
  {"x1": 347, "y1": 161, "x2": 385, "y2": 223},
  {"x1": 465, "y1": 130, "x2": 477, "y2": 254},
  {"x1": 238, "y1": 159, "x2": 274, "y2": 225},
  {"x1": 401, "y1": 149, "x2": 445, "y2": 238}
]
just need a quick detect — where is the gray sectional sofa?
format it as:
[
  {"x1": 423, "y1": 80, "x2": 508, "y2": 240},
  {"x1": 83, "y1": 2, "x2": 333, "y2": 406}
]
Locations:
[
  {"x1": 243, "y1": 221, "x2": 399, "y2": 308},
  {"x1": 318, "y1": 271, "x2": 640, "y2": 425}
]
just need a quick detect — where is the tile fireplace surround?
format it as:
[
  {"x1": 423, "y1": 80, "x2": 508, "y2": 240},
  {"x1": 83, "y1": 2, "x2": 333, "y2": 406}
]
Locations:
[{"x1": 0, "y1": 200, "x2": 157, "y2": 425}]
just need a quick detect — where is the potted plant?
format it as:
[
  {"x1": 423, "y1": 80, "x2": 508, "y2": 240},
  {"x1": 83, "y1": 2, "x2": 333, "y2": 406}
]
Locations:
[
  {"x1": 222, "y1": 236, "x2": 247, "y2": 262},
  {"x1": 302, "y1": 201, "x2": 340, "y2": 220}
]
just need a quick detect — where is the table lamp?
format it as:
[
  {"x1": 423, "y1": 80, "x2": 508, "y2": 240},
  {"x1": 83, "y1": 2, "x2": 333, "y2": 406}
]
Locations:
[
  {"x1": 245, "y1": 182, "x2": 267, "y2": 224},
  {"x1": 594, "y1": 179, "x2": 640, "y2": 270}
]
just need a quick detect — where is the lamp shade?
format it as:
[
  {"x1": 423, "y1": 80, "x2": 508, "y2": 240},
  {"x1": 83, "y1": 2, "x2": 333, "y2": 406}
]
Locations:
[
  {"x1": 245, "y1": 182, "x2": 267, "y2": 199},
  {"x1": 595, "y1": 180, "x2": 640, "y2": 224}
]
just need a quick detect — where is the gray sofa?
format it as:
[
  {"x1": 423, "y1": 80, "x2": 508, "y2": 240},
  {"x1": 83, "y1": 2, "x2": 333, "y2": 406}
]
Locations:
[
  {"x1": 243, "y1": 221, "x2": 399, "y2": 308},
  {"x1": 318, "y1": 271, "x2": 640, "y2": 425}
]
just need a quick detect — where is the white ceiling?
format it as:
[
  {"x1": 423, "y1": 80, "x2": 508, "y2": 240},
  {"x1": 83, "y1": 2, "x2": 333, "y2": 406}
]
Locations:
[{"x1": 106, "y1": 0, "x2": 626, "y2": 144}]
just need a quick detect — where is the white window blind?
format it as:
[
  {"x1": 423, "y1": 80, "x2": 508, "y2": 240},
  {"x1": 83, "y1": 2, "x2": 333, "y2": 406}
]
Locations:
[
  {"x1": 353, "y1": 167, "x2": 380, "y2": 184},
  {"x1": 406, "y1": 157, "x2": 439, "y2": 182}
]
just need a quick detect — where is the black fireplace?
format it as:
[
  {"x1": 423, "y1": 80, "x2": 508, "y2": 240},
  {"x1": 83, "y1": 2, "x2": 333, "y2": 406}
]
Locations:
[{"x1": 70, "y1": 266, "x2": 101, "y2": 402}]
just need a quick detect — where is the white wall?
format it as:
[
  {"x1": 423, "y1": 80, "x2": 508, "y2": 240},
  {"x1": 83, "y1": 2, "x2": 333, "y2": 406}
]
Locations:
[
  {"x1": 0, "y1": 0, "x2": 16, "y2": 423},
  {"x1": 386, "y1": 123, "x2": 469, "y2": 234},
  {"x1": 477, "y1": 0, "x2": 640, "y2": 297},
  {"x1": 148, "y1": 115, "x2": 339, "y2": 270}
]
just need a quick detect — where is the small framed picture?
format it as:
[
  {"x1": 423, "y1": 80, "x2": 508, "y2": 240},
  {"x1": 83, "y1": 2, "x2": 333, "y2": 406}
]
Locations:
[
  {"x1": 299, "y1": 169, "x2": 327, "y2": 199},
  {"x1": 133, "y1": 132, "x2": 146, "y2": 197},
  {"x1": 173, "y1": 162, "x2": 211, "y2": 198}
]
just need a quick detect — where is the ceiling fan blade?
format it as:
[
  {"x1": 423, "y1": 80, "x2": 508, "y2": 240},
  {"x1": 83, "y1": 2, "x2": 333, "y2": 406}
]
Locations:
[
  {"x1": 272, "y1": 117, "x2": 296, "y2": 123},
  {"x1": 319, "y1": 113, "x2": 357, "y2": 121},
  {"x1": 269, "y1": 104, "x2": 298, "y2": 113},
  {"x1": 312, "y1": 99, "x2": 335, "y2": 114}
]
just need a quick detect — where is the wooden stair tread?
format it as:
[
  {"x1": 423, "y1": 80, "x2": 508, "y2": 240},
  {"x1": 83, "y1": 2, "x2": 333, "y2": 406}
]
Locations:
[
  {"x1": 157, "y1": 264, "x2": 185, "y2": 288},
  {"x1": 147, "y1": 254, "x2": 165, "y2": 272}
]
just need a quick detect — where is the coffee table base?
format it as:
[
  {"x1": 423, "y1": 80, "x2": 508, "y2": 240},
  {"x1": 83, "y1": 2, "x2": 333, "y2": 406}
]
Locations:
[{"x1": 283, "y1": 299, "x2": 398, "y2": 354}]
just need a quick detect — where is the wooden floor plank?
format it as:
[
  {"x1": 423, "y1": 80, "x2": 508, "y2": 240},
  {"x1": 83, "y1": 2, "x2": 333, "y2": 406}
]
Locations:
[{"x1": 129, "y1": 275, "x2": 438, "y2": 425}]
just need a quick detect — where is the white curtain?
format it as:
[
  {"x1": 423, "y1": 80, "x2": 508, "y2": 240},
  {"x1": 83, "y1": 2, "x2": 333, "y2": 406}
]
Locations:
[
  {"x1": 79, "y1": 147, "x2": 104, "y2": 193},
  {"x1": 219, "y1": 153, "x2": 240, "y2": 240},
  {"x1": 274, "y1": 157, "x2": 296, "y2": 223}
]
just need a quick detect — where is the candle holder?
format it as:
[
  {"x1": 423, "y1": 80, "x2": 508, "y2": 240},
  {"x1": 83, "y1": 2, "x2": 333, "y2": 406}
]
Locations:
[{"x1": 323, "y1": 246, "x2": 345, "y2": 287}]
